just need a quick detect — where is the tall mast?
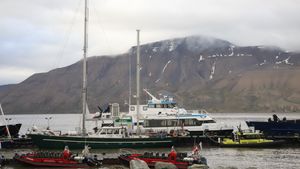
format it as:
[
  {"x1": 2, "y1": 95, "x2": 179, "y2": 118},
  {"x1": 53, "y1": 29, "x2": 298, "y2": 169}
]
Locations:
[
  {"x1": 128, "y1": 44, "x2": 132, "y2": 109},
  {"x1": 136, "y1": 30, "x2": 140, "y2": 135},
  {"x1": 82, "y1": 0, "x2": 88, "y2": 136}
]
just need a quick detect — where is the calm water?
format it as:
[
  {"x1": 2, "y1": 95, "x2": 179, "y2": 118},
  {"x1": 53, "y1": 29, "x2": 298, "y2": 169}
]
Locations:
[{"x1": 1, "y1": 113, "x2": 300, "y2": 169}]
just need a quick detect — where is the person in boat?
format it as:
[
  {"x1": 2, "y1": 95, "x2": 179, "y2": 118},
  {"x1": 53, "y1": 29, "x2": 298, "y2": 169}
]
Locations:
[
  {"x1": 273, "y1": 114, "x2": 280, "y2": 122},
  {"x1": 168, "y1": 146, "x2": 177, "y2": 161},
  {"x1": 82, "y1": 145, "x2": 90, "y2": 157},
  {"x1": 63, "y1": 146, "x2": 71, "y2": 159}
]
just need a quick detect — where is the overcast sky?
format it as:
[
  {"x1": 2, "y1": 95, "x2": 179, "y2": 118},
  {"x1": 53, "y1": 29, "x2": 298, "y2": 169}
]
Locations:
[{"x1": 0, "y1": 0, "x2": 299, "y2": 85}]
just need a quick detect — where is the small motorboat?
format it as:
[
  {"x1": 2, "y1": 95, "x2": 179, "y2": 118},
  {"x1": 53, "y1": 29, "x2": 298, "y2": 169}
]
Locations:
[
  {"x1": 14, "y1": 146, "x2": 102, "y2": 168},
  {"x1": 219, "y1": 131, "x2": 285, "y2": 148},
  {"x1": 119, "y1": 144, "x2": 208, "y2": 169}
]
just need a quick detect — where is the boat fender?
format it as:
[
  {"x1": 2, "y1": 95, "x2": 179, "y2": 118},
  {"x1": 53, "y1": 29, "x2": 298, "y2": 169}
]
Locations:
[
  {"x1": 74, "y1": 156, "x2": 85, "y2": 161},
  {"x1": 183, "y1": 157, "x2": 194, "y2": 161}
]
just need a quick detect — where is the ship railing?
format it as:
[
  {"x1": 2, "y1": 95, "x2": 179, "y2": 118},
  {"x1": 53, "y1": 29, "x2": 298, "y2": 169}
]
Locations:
[{"x1": 187, "y1": 109, "x2": 209, "y2": 115}]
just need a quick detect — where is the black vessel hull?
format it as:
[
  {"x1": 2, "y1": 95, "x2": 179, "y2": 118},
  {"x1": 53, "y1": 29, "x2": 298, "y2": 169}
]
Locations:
[
  {"x1": 246, "y1": 121, "x2": 300, "y2": 137},
  {"x1": 0, "y1": 123, "x2": 22, "y2": 138}
]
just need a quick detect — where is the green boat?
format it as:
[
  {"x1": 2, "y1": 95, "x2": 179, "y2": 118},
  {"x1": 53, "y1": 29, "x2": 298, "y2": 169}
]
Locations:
[{"x1": 28, "y1": 127, "x2": 173, "y2": 149}]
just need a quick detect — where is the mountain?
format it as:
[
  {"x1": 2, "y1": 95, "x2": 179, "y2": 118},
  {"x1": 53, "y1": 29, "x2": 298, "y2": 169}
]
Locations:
[{"x1": 1, "y1": 35, "x2": 300, "y2": 114}]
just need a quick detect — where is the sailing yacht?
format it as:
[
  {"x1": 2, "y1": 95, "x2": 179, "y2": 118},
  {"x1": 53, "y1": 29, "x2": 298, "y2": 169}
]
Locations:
[{"x1": 28, "y1": 0, "x2": 173, "y2": 149}]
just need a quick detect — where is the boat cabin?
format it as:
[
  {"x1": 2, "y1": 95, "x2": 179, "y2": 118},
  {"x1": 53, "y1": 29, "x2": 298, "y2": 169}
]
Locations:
[{"x1": 91, "y1": 127, "x2": 130, "y2": 138}]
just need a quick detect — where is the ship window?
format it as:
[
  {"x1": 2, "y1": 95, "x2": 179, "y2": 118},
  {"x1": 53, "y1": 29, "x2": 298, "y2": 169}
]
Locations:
[
  {"x1": 196, "y1": 121, "x2": 203, "y2": 126},
  {"x1": 143, "y1": 106, "x2": 148, "y2": 111},
  {"x1": 167, "y1": 120, "x2": 172, "y2": 126},
  {"x1": 130, "y1": 106, "x2": 135, "y2": 111},
  {"x1": 144, "y1": 120, "x2": 149, "y2": 127},
  {"x1": 203, "y1": 120, "x2": 215, "y2": 123},
  {"x1": 156, "y1": 104, "x2": 162, "y2": 108},
  {"x1": 179, "y1": 119, "x2": 184, "y2": 126},
  {"x1": 149, "y1": 104, "x2": 155, "y2": 108},
  {"x1": 148, "y1": 120, "x2": 161, "y2": 127},
  {"x1": 172, "y1": 120, "x2": 178, "y2": 126},
  {"x1": 161, "y1": 120, "x2": 166, "y2": 127}
]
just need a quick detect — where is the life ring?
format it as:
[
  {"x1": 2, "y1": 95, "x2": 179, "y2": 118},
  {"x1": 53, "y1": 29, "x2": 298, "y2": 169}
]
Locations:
[{"x1": 172, "y1": 131, "x2": 177, "y2": 137}]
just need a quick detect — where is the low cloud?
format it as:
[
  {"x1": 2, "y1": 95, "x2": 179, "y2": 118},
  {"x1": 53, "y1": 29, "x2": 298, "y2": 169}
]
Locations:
[
  {"x1": 0, "y1": 66, "x2": 35, "y2": 84},
  {"x1": 0, "y1": 0, "x2": 299, "y2": 85}
]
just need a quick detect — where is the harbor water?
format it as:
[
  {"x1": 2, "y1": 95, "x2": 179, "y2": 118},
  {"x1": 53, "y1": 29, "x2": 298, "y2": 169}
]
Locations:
[{"x1": 1, "y1": 113, "x2": 300, "y2": 169}]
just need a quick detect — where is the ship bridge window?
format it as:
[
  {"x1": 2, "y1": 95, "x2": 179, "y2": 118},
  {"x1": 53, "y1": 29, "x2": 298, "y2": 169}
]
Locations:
[
  {"x1": 203, "y1": 120, "x2": 215, "y2": 123},
  {"x1": 167, "y1": 104, "x2": 176, "y2": 108},
  {"x1": 148, "y1": 104, "x2": 155, "y2": 108}
]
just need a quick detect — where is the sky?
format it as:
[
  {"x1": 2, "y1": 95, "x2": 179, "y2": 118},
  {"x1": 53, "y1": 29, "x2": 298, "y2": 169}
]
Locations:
[{"x1": 0, "y1": 0, "x2": 299, "y2": 85}]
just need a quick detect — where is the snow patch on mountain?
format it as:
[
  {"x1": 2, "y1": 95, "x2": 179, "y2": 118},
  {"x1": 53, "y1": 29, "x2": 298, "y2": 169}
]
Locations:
[
  {"x1": 276, "y1": 56, "x2": 293, "y2": 65},
  {"x1": 169, "y1": 41, "x2": 176, "y2": 51},
  {"x1": 259, "y1": 60, "x2": 267, "y2": 66},
  {"x1": 209, "y1": 61, "x2": 216, "y2": 80},
  {"x1": 228, "y1": 45, "x2": 235, "y2": 56},
  {"x1": 152, "y1": 47, "x2": 159, "y2": 52},
  {"x1": 199, "y1": 55, "x2": 204, "y2": 62},
  {"x1": 162, "y1": 60, "x2": 171, "y2": 73}
]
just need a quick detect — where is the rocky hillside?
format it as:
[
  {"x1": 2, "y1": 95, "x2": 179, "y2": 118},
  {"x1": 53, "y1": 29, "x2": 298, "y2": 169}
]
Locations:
[{"x1": 1, "y1": 36, "x2": 300, "y2": 114}]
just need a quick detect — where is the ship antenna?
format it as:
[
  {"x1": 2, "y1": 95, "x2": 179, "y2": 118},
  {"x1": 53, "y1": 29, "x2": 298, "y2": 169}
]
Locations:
[
  {"x1": 82, "y1": 0, "x2": 88, "y2": 136},
  {"x1": 143, "y1": 89, "x2": 160, "y2": 102}
]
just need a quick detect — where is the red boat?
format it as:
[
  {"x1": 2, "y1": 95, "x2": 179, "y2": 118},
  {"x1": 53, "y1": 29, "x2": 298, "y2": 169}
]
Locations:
[
  {"x1": 119, "y1": 145, "x2": 207, "y2": 169},
  {"x1": 14, "y1": 146, "x2": 102, "y2": 168}
]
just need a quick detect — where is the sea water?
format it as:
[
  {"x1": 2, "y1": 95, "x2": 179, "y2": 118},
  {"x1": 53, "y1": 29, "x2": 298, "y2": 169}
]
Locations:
[{"x1": 1, "y1": 113, "x2": 300, "y2": 169}]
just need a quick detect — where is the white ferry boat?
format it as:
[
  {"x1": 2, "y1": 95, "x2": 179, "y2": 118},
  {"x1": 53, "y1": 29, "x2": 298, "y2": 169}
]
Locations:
[
  {"x1": 127, "y1": 90, "x2": 233, "y2": 136},
  {"x1": 92, "y1": 90, "x2": 233, "y2": 137}
]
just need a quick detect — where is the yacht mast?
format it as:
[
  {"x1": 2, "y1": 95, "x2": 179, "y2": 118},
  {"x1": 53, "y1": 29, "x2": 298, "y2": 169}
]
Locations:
[
  {"x1": 82, "y1": 0, "x2": 88, "y2": 136},
  {"x1": 128, "y1": 44, "x2": 132, "y2": 109},
  {"x1": 136, "y1": 30, "x2": 140, "y2": 135}
]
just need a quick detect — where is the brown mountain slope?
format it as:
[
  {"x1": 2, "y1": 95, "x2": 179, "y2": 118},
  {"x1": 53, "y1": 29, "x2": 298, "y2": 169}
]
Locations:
[{"x1": 0, "y1": 36, "x2": 300, "y2": 114}]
